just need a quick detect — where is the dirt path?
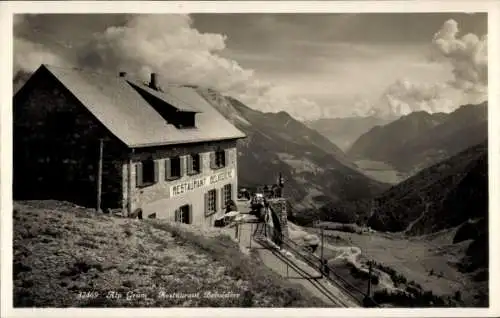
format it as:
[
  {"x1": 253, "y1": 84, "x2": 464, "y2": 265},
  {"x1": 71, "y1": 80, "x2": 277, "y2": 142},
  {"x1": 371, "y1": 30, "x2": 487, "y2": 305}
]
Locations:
[{"x1": 322, "y1": 243, "x2": 362, "y2": 264}]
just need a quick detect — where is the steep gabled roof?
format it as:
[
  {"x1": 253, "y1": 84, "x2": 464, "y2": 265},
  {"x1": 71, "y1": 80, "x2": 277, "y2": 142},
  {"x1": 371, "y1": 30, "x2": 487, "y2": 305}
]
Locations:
[{"x1": 22, "y1": 65, "x2": 246, "y2": 148}]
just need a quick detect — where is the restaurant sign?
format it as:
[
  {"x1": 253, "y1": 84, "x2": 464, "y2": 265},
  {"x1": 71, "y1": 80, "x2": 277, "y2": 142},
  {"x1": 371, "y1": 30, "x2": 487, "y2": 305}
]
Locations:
[{"x1": 170, "y1": 168, "x2": 235, "y2": 197}]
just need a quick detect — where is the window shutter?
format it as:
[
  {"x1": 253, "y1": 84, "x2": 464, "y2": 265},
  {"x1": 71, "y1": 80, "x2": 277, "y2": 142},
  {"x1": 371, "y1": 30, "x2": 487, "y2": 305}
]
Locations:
[
  {"x1": 220, "y1": 187, "x2": 225, "y2": 212},
  {"x1": 204, "y1": 192, "x2": 209, "y2": 216},
  {"x1": 214, "y1": 189, "x2": 218, "y2": 213},
  {"x1": 135, "y1": 162, "x2": 143, "y2": 187},
  {"x1": 153, "y1": 160, "x2": 159, "y2": 183},
  {"x1": 175, "y1": 209, "x2": 180, "y2": 222},
  {"x1": 228, "y1": 184, "x2": 233, "y2": 202},
  {"x1": 188, "y1": 204, "x2": 193, "y2": 224},
  {"x1": 209, "y1": 152, "x2": 215, "y2": 169},
  {"x1": 224, "y1": 149, "x2": 230, "y2": 166},
  {"x1": 180, "y1": 155, "x2": 186, "y2": 177},
  {"x1": 187, "y1": 155, "x2": 193, "y2": 175},
  {"x1": 165, "y1": 158, "x2": 171, "y2": 180}
]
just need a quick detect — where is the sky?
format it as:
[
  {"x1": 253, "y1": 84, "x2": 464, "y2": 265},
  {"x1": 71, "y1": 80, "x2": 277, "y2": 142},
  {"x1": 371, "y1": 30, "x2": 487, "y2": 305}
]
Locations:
[{"x1": 13, "y1": 13, "x2": 488, "y2": 120}]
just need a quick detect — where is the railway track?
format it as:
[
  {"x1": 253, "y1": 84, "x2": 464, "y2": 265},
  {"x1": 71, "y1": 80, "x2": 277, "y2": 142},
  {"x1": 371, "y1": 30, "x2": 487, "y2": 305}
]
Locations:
[{"x1": 255, "y1": 236, "x2": 358, "y2": 307}]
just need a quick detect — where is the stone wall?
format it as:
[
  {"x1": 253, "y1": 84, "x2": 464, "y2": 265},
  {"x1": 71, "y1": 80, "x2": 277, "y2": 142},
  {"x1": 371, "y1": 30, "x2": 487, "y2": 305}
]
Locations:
[
  {"x1": 13, "y1": 70, "x2": 126, "y2": 209},
  {"x1": 268, "y1": 198, "x2": 289, "y2": 239}
]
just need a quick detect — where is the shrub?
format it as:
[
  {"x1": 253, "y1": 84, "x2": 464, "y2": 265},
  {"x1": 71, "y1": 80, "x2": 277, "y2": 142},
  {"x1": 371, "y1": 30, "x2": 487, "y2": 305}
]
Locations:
[
  {"x1": 60, "y1": 260, "x2": 103, "y2": 277},
  {"x1": 373, "y1": 288, "x2": 450, "y2": 307},
  {"x1": 372, "y1": 262, "x2": 406, "y2": 287},
  {"x1": 13, "y1": 261, "x2": 32, "y2": 278},
  {"x1": 241, "y1": 290, "x2": 254, "y2": 307},
  {"x1": 40, "y1": 226, "x2": 62, "y2": 238},
  {"x1": 76, "y1": 238, "x2": 100, "y2": 249},
  {"x1": 123, "y1": 226, "x2": 133, "y2": 237},
  {"x1": 346, "y1": 262, "x2": 379, "y2": 285}
]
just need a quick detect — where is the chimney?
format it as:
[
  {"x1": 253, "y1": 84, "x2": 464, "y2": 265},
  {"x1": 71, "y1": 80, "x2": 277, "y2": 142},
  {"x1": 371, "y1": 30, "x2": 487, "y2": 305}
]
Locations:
[
  {"x1": 119, "y1": 71, "x2": 127, "y2": 77},
  {"x1": 149, "y1": 73, "x2": 158, "y2": 90}
]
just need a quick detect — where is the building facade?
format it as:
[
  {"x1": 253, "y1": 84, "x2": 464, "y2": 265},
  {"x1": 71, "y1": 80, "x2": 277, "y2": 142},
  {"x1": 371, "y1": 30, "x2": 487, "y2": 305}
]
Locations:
[
  {"x1": 13, "y1": 64, "x2": 246, "y2": 227},
  {"x1": 127, "y1": 139, "x2": 239, "y2": 224}
]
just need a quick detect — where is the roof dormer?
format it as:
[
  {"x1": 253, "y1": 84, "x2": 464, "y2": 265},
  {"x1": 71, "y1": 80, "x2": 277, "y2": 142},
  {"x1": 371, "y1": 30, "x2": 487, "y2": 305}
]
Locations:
[{"x1": 127, "y1": 72, "x2": 201, "y2": 129}]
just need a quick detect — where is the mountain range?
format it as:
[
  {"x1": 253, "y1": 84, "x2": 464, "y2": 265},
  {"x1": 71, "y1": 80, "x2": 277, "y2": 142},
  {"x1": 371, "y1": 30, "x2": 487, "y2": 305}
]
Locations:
[
  {"x1": 195, "y1": 88, "x2": 389, "y2": 211},
  {"x1": 297, "y1": 140, "x2": 487, "y2": 271},
  {"x1": 305, "y1": 116, "x2": 393, "y2": 151},
  {"x1": 347, "y1": 103, "x2": 487, "y2": 174}
]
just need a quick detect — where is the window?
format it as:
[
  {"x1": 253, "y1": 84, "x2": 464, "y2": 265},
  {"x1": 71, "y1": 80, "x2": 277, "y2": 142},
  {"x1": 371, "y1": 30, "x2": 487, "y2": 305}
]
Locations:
[
  {"x1": 166, "y1": 156, "x2": 182, "y2": 180},
  {"x1": 187, "y1": 153, "x2": 201, "y2": 175},
  {"x1": 136, "y1": 158, "x2": 158, "y2": 187},
  {"x1": 205, "y1": 189, "x2": 217, "y2": 217},
  {"x1": 223, "y1": 184, "x2": 232, "y2": 206},
  {"x1": 216, "y1": 150, "x2": 226, "y2": 168},
  {"x1": 210, "y1": 149, "x2": 226, "y2": 169},
  {"x1": 175, "y1": 113, "x2": 196, "y2": 129},
  {"x1": 175, "y1": 205, "x2": 191, "y2": 224}
]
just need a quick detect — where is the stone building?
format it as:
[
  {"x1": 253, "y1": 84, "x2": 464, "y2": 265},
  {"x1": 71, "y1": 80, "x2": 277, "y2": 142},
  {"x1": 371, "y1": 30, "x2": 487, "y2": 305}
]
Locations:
[{"x1": 13, "y1": 64, "x2": 246, "y2": 226}]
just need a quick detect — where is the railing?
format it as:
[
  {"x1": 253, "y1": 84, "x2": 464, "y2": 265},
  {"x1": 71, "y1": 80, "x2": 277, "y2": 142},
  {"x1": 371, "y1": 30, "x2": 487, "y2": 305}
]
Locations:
[{"x1": 256, "y1": 223, "x2": 380, "y2": 307}]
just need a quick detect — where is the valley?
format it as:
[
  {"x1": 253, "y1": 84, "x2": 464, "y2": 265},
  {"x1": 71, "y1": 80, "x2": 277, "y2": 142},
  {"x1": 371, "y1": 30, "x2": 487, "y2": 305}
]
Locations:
[
  {"x1": 353, "y1": 160, "x2": 406, "y2": 184},
  {"x1": 305, "y1": 116, "x2": 393, "y2": 152},
  {"x1": 300, "y1": 222, "x2": 487, "y2": 307},
  {"x1": 289, "y1": 140, "x2": 488, "y2": 307}
]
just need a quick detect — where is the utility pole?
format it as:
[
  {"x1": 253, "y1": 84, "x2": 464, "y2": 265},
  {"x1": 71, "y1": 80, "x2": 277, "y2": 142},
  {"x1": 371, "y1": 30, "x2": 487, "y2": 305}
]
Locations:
[
  {"x1": 97, "y1": 138, "x2": 104, "y2": 213},
  {"x1": 278, "y1": 172, "x2": 284, "y2": 198},
  {"x1": 320, "y1": 226, "x2": 324, "y2": 278},
  {"x1": 367, "y1": 261, "x2": 373, "y2": 298},
  {"x1": 249, "y1": 223, "x2": 253, "y2": 249}
]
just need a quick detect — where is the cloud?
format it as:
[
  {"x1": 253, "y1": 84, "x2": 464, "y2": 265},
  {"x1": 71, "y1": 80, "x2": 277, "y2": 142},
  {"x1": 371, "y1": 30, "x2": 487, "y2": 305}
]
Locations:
[
  {"x1": 74, "y1": 14, "x2": 318, "y2": 119},
  {"x1": 432, "y1": 19, "x2": 487, "y2": 98},
  {"x1": 360, "y1": 19, "x2": 488, "y2": 118},
  {"x1": 14, "y1": 38, "x2": 68, "y2": 73},
  {"x1": 365, "y1": 75, "x2": 487, "y2": 118},
  {"x1": 14, "y1": 15, "x2": 70, "y2": 73},
  {"x1": 374, "y1": 79, "x2": 456, "y2": 116}
]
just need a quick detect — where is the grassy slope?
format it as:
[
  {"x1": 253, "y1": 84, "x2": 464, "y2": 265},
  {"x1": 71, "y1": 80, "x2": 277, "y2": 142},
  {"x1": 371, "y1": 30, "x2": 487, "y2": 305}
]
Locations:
[
  {"x1": 13, "y1": 200, "x2": 326, "y2": 307},
  {"x1": 368, "y1": 141, "x2": 487, "y2": 235}
]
